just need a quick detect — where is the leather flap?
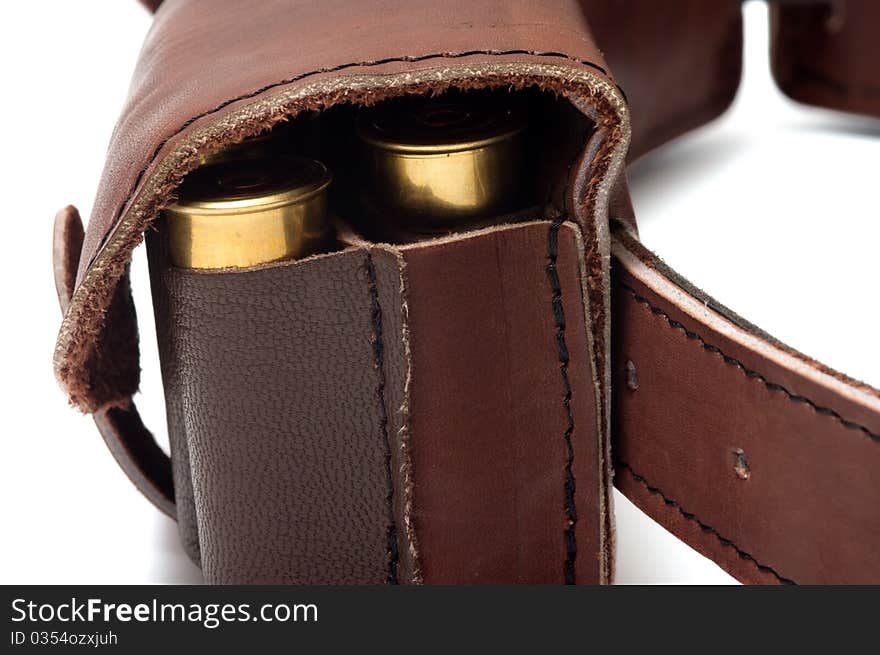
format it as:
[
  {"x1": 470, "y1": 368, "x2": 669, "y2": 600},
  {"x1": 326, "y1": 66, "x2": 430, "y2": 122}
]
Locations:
[
  {"x1": 53, "y1": 0, "x2": 630, "y2": 414},
  {"x1": 140, "y1": 0, "x2": 746, "y2": 159}
]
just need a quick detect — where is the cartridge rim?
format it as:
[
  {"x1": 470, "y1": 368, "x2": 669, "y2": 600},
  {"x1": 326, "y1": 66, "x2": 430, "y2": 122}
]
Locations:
[
  {"x1": 169, "y1": 156, "x2": 331, "y2": 215},
  {"x1": 357, "y1": 95, "x2": 527, "y2": 155},
  {"x1": 165, "y1": 155, "x2": 332, "y2": 269},
  {"x1": 357, "y1": 93, "x2": 528, "y2": 226}
]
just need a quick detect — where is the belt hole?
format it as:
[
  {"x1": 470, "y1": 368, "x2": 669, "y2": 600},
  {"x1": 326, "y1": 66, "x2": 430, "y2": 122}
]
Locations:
[
  {"x1": 625, "y1": 360, "x2": 639, "y2": 391},
  {"x1": 733, "y1": 448, "x2": 751, "y2": 480}
]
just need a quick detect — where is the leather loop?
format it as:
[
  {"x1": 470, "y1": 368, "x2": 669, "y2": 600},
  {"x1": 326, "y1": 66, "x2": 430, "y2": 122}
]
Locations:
[
  {"x1": 52, "y1": 206, "x2": 84, "y2": 316},
  {"x1": 53, "y1": 207, "x2": 176, "y2": 518},
  {"x1": 93, "y1": 404, "x2": 175, "y2": 518}
]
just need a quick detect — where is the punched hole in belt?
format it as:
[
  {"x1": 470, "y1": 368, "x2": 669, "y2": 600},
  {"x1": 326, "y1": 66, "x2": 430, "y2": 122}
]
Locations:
[{"x1": 732, "y1": 448, "x2": 751, "y2": 481}]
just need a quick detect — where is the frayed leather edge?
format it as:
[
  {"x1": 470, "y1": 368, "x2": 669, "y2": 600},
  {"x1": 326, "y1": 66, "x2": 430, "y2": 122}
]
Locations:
[
  {"x1": 381, "y1": 248, "x2": 423, "y2": 585},
  {"x1": 611, "y1": 221, "x2": 880, "y2": 411}
]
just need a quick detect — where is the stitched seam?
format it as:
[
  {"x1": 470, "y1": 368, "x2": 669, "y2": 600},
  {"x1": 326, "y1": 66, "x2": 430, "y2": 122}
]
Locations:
[
  {"x1": 617, "y1": 462, "x2": 795, "y2": 585},
  {"x1": 92, "y1": 49, "x2": 612, "y2": 263},
  {"x1": 547, "y1": 218, "x2": 578, "y2": 584},
  {"x1": 621, "y1": 283, "x2": 880, "y2": 444},
  {"x1": 366, "y1": 253, "x2": 400, "y2": 585}
]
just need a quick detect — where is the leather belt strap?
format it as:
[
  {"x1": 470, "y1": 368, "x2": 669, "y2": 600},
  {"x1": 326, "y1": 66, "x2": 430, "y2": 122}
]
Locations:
[
  {"x1": 610, "y1": 226, "x2": 880, "y2": 584},
  {"x1": 54, "y1": 0, "x2": 880, "y2": 583}
]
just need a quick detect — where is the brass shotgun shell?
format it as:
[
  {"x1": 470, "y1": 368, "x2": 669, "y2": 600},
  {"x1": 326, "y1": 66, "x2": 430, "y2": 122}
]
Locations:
[
  {"x1": 357, "y1": 94, "x2": 527, "y2": 229},
  {"x1": 165, "y1": 156, "x2": 331, "y2": 269}
]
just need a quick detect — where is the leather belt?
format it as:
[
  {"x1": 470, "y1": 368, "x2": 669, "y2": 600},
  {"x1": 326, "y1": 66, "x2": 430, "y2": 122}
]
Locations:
[{"x1": 52, "y1": 0, "x2": 880, "y2": 584}]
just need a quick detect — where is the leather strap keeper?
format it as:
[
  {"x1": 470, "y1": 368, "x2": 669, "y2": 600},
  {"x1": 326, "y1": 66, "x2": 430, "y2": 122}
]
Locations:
[{"x1": 53, "y1": 0, "x2": 880, "y2": 584}]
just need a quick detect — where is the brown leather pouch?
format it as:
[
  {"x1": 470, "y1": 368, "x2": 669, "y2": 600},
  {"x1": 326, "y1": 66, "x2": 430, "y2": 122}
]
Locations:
[
  {"x1": 53, "y1": 0, "x2": 880, "y2": 584},
  {"x1": 771, "y1": 0, "x2": 880, "y2": 119}
]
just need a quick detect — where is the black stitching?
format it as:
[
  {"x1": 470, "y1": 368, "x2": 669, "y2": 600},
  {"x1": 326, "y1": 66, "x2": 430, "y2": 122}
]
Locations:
[
  {"x1": 92, "y1": 49, "x2": 616, "y2": 265},
  {"x1": 366, "y1": 252, "x2": 400, "y2": 585},
  {"x1": 617, "y1": 462, "x2": 795, "y2": 585},
  {"x1": 547, "y1": 218, "x2": 578, "y2": 584},
  {"x1": 621, "y1": 283, "x2": 880, "y2": 444}
]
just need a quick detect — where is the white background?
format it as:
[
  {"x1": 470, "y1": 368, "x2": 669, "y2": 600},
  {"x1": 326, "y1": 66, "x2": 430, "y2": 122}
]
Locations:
[{"x1": 0, "y1": 2, "x2": 876, "y2": 584}]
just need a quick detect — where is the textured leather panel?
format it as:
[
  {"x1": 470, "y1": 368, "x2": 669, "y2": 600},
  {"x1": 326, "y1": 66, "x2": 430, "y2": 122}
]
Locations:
[
  {"x1": 159, "y1": 249, "x2": 394, "y2": 584},
  {"x1": 582, "y1": 0, "x2": 743, "y2": 158},
  {"x1": 401, "y1": 221, "x2": 604, "y2": 584},
  {"x1": 771, "y1": 0, "x2": 880, "y2": 119},
  {"x1": 611, "y1": 231, "x2": 880, "y2": 585}
]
